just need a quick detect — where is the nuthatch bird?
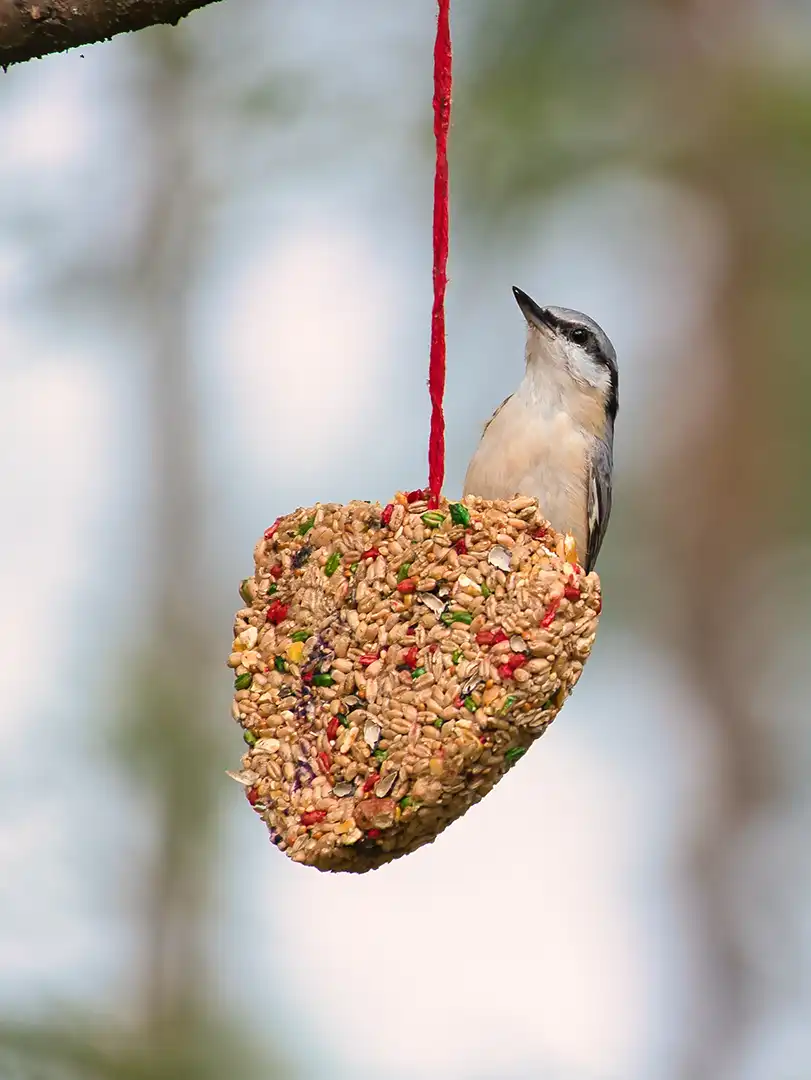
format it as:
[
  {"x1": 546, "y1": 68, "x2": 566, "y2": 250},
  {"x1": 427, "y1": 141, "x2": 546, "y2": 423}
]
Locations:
[{"x1": 464, "y1": 286, "x2": 618, "y2": 573}]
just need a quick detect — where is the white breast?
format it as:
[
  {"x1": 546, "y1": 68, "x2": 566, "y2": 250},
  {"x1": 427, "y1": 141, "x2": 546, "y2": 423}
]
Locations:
[{"x1": 463, "y1": 391, "x2": 590, "y2": 555}]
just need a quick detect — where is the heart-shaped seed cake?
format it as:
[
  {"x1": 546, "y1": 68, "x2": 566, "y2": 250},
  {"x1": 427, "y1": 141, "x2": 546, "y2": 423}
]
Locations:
[{"x1": 228, "y1": 492, "x2": 601, "y2": 872}]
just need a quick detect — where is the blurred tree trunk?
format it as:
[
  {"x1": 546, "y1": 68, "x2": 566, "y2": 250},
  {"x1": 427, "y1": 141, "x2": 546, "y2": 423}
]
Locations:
[
  {"x1": 131, "y1": 29, "x2": 220, "y2": 1042},
  {"x1": 648, "y1": 4, "x2": 784, "y2": 1077},
  {"x1": 0, "y1": 0, "x2": 222, "y2": 68}
]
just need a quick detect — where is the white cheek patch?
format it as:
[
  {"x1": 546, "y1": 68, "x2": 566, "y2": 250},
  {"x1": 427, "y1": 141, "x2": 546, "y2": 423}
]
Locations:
[{"x1": 566, "y1": 344, "x2": 610, "y2": 393}]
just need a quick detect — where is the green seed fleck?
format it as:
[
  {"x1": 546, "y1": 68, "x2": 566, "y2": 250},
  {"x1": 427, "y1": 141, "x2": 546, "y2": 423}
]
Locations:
[
  {"x1": 412, "y1": 666, "x2": 427, "y2": 679},
  {"x1": 243, "y1": 729, "x2": 257, "y2": 747},
  {"x1": 449, "y1": 502, "x2": 471, "y2": 527},
  {"x1": 291, "y1": 630, "x2": 311, "y2": 643},
  {"x1": 267, "y1": 583, "x2": 278, "y2": 596},
  {"x1": 397, "y1": 562, "x2": 412, "y2": 583},
  {"x1": 399, "y1": 796, "x2": 413, "y2": 809},
  {"x1": 325, "y1": 552, "x2": 341, "y2": 577},
  {"x1": 350, "y1": 562, "x2": 359, "y2": 573},
  {"x1": 464, "y1": 695, "x2": 477, "y2": 712},
  {"x1": 442, "y1": 610, "x2": 474, "y2": 626},
  {"x1": 434, "y1": 718, "x2": 444, "y2": 728},
  {"x1": 480, "y1": 583, "x2": 491, "y2": 599},
  {"x1": 505, "y1": 746, "x2": 527, "y2": 764},
  {"x1": 274, "y1": 656, "x2": 286, "y2": 673},
  {"x1": 499, "y1": 695, "x2": 517, "y2": 717},
  {"x1": 452, "y1": 649, "x2": 462, "y2": 664},
  {"x1": 234, "y1": 673, "x2": 253, "y2": 691},
  {"x1": 298, "y1": 516, "x2": 315, "y2": 536},
  {"x1": 338, "y1": 714, "x2": 350, "y2": 728},
  {"x1": 373, "y1": 749, "x2": 388, "y2": 761},
  {"x1": 421, "y1": 511, "x2": 446, "y2": 528},
  {"x1": 312, "y1": 673, "x2": 335, "y2": 688},
  {"x1": 239, "y1": 579, "x2": 252, "y2": 604}
]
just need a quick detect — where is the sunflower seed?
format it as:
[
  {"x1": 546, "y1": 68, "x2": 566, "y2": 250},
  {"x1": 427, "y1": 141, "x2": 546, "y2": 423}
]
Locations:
[
  {"x1": 488, "y1": 545, "x2": 512, "y2": 572},
  {"x1": 374, "y1": 772, "x2": 398, "y2": 797},
  {"x1": 364, "y1": 719, "x2": 382, "y2": 748},
  {"x1": 420, "y1": 593, "x2": 446, "y2": 615}
]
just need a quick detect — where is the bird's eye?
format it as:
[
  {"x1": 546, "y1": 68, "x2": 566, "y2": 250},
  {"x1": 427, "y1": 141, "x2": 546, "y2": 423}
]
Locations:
[{"x1": 569, "y1": 327, "x2": 589, "y2": 346}]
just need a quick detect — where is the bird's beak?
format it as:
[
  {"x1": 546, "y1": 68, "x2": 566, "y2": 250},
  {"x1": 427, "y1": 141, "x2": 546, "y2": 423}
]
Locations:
[{"x1": 512, "y1": 286, "x2": 552, "y2": 332}]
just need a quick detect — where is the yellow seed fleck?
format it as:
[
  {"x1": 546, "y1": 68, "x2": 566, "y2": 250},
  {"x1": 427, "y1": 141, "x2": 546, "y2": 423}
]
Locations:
[
  {"x1": 429, "y1": 757, "x2": 443, "y2": 777},
  {"x1": 564, "y1": 533, "x2": 578, "y2": 565},
  {"x1": 334, "y1": 821, "x2": 352, "y2": 834},
  {"x1": 287, "y1": 641, "x2": 304, "y2": 663}
]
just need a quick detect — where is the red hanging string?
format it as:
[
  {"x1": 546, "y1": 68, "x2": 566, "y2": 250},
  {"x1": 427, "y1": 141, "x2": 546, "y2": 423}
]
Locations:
[{"x1": 427, "y1": 0, "x2": 452, "y2": 506}]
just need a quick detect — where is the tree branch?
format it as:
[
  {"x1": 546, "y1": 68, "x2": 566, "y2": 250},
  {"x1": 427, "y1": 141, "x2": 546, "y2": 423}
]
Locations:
[{"x1": 0, "y1": 0, "x2": 223, "y2": 69}]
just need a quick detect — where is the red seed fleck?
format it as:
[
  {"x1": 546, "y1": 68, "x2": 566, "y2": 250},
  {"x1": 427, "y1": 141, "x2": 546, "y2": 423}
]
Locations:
[
  {"x1": 317, "y1": 751, "x2": 332, "y2": 773},
  {"x1": 406, "y1": 489, "x2": 426, "y2": 503},
  {"x1": 327, "y1": 717, "x2": 340, "y2": 742},
  {"x1": 403, "y1": 646, "x2": 418, "y2": 669},
  {"x1": 300, "y1": 810, "x2": 326, "y2": 827},
  {"x1": 541, "y1": 597, "x2": 561, "y2": 628},
  {"x1": 397, "y1": 578, "x2": 416, "y2": 594},
  {"x1": 427, "y1": 492, "x2": 440, "y2": 510},
  {"x1": 429, "y1": 643, "x2": 438, "y2": 654},
  {"x1": 454, "y1": 537, "x2": 467, "y2": 555},
  {"x1": 564, "y1": 584, "x2": 581, "y2": 601},
  {"x1": 302, "y1": 671, "x2": 313, "y2": 684},
  {"x1": 266, "y1": 600, "x2": 289, "y2": 625},
  {"x1": 498, "y1": 664, "x2": 515, "y2": 681},
  {"x1": 454, "y1": 695, "x2": 464, "y2": 708},
  {"x1": 270, "y1": 563, "x2": 284, "y2": 579},
  {"x1": 359, "y1": 653, "x2": 379, "y2": 667},
  {"x1": 366, "y1": 828, "x2": 382, "y2": 839},
  {"x1": 476, "y1": 630, "x2": 496, "y2": 646},
  {"x1": 532, "y1": 527, "x2": 547, "y2": 540},
  {"x1": 264, "y1": 518, "x2": 281, "y2": 541},
  {"x1": 381, "y1": 503, "x2": 395, "y2": 526},
  {"x1": 492, "y1": 628, "x2": 509, "y2": 645},
  {"x1": 246, "y1": 787, "x2": 260, "y2": 806},
  {"x1": 507, "y1": 652, "x2": 527, "y2": 670},
  {"x1": 363, "y1": 774, "x2": 379, "y2": 793},
  {"x1": 479, "y1": 735, "x2": 487, "y2": 744},
  {"x1": 362, "y1": 547, "x2": 381, "y2": 560}
]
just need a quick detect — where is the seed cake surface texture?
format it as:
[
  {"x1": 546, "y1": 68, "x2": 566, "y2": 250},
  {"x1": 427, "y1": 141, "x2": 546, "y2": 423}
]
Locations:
[{"x1": 228, "y1": 492, "x2": 601, "y2": 872}]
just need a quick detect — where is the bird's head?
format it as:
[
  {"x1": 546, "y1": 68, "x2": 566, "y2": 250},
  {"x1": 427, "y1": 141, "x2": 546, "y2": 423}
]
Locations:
[{"x1": 512, "y1": 286, "x2": 618, "y2": 425}]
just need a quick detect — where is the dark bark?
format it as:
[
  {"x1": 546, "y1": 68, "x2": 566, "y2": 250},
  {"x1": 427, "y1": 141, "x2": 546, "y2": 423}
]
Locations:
[{"x1": 0, "y1": 0, "x2": 222, "y2": 69}]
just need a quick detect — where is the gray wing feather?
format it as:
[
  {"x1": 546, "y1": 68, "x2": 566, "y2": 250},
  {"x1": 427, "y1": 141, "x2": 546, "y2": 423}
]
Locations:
[{"x1": 585, "y1": 439, "x2": 613, "y2": 573}]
